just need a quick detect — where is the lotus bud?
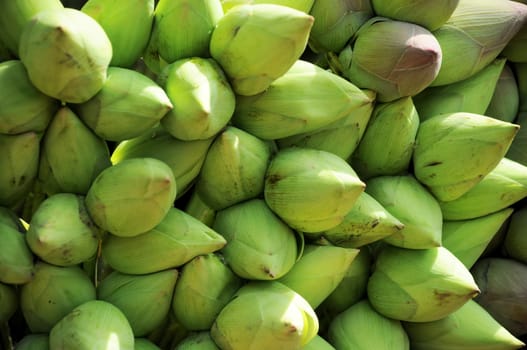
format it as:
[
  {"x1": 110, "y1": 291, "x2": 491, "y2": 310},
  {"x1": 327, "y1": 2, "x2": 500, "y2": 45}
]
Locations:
[
  {"x1": 222, "y1": 0, "x2": 314, "y2": 13},
  {"x1": 74, "y1": 67, "x2": 173, "y2": 142},
  {"x1": 49, "y1": 300, "x2": 135, "y2": 350},
  {"x1": 277, "y1": 244, "x2": 358, "y2": 308},
  {"x1": 365, "y1": 175, "x2": 442, "y2": 249},
  {"x1": 97, "y1": 269, "x2": 178, "y2": 336},
  {"x1": 443, "y1": 208, "x2": 514, "y2": 269},
  {"x1": 0, "y1": 132, "x2": 39, "y2": 208},
  {"x1": 210, "y1": 4, "x2": 313, "y2": 96},
  {"x1": 0, "y1": 60, "x2": 59, "y2": 134},
  {"x1": 135, "y1": 338, "x2": 162, "y2": 350},
  {"x1": 85, "y1": 157, "x2": 177, "y2": 237},
  {"x1": 174, "y1": 331, "x2": 219, "y2": 349},
  {"x1": 26, "y1": 193, "x2": 100, "y2": 266},
  {"x1": 413, "y1": 112, "x2": 519, "y2": 202},
  {"x1": 276, "y1": 89, "x2": 376, "y2": 161},
  {"x1": 506, "y1": 86, "x2": 527, "y2": 165},
  {"x1": 184, "y1": 190, "x2": 216, "y2": 227},
  {"x1": 486, "y1": 63, "x2": 521, "y2": 123},
  {"x1": 232, "y1": 60, "x2": 375, "y2": 140},
  {"x1": 303, "y1": 335, "x2": 335, "y2": 350},
  {"x1": 502, "y1": 19, "x2": 527, "y2": 63},
  {"x1": 0, "y1": 222, "x2": 34, "y2": 284},
  {"x1": 0, "y1": 282, "x2": 17, "y2": 322},
  {"x1": 371, "y1": 0, "x2": 459, "y2": 31},
  {"x1": 15, "y1": 334, "x2": 50, "y2": 350},
  {"x1": 311, "y1": 192, "x2": 404, "y2": 248},
  {"x1": 195, "y1": 127, "x2": 272, "y2": 210},
  {"x1": 102, "y1": 207, "x2": 226, "y2": 274},
  {"x1": 211, "y1": 281, "x2": 319, "y2": 349},
  {"x1": 142, "y1": 31, "x2": 169, "y2": 76},
  {"x1": 20, "y1": 262, "x2": 96, "y2": 333},
  {"x1": 111, "y1": 127, "x2": 213, "y2": 198},
  {"x1": 438, "y1": 157, "x2": 527, "y2": 219},
  {"x1": 413, "y1": 58, "x2": 506, "y2": 121},
  {"x1": 158, "y1": 57, "x2": 235, "y2": 141},
  {"x1": 367, "y1": 245, "x2": 480, "y2": 322},
  {"x1": 19, "y1": 8, "x2": 112, "y2": 103},
  {"x1": 403, "y1": 299, "x2": 525, "y2": 350},
  {"x1": 0, "y1": 0, "x2": 64, "y2": 56},
  {"x1": 308, "y1": 0, "x2": 373, "y2": 53},
  {"x1": 150, "y1": 0, "x2": 223, "y2": 64},
  {"x1": 81, "y1": 0, "x2": 154, "y2": 68},
  {"x1": 430, "y1": 0, "x2": 527, "y2": 87},
  {"x1": 339, "y1": 18, "x2": 442, "y2": 102},
  {"x1": 172, "y1": 254, "x2": 243, "y2": 330},
  {"x1": 317, "y1": 248, "x2": 371, "y2": 321},
  {"x1": 213, "y1": 199, "x2": 299, "y2": 280},
  {"x1": 328, "y1": 300, "x2": 410, "y2": 350},
  {"x1": 351, "y1": 96, "x2": 420, "y2": 179},
  {"x1": 264, "y1": 147, "x2": 366, "y2": 232},
  {"x1": 471, "y1": 258, "x2": 527, "y2": 337},
  {"x1": 504, "y1": 206, "x2": 527, "y2": 264}
]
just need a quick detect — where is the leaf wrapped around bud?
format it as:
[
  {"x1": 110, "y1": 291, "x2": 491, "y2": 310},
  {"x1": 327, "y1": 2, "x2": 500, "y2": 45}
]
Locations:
[
  {"x1": 367, "y1": 246, "x2": 480, "y2": 322},
  {"x1": 339, "y1": 18, "x2": 442, "y2": 102},
  {"x1": 210, "y1": 4, "x2": 313, "y2": 96},
  {"x1": 264, "y1": 147, "x2": 366, "y2": 233}
]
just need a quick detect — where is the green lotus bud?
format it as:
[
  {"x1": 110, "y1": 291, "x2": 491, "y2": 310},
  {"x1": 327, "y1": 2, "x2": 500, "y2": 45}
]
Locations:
[
  {"x1": 471, "y1": 257, "x2": 527, "y2": 337},
  {"x1": 38, "y1": 106, "x2": 111, "y2": 196},
  {"x1": 367, "y1": 245, "x2": 480, "y2": 322},
  {"x1": 413, "y1": 58, "x2": 506, "y2": 121},
  {"x1": 502, "y1": 19, "x2": 527, "y2": 63},
  {"x1": 111, "y1": 127, "x2": 213, "y2": 199},
  {"x1": 309, "y1": 192, "x2": 404, "y2": 248},
  {"x1": 158, "y1": 57, "x2": 235, "y2": 141},
  {"x1": 81, "y1": 0, "x2": 154, "y2": 68},
  {"x1": 135, "y1": 338, "x2": 162, "y2": 350},
  {"x1": 308, "y1": 0, "x2": 373, "y2": 53},
  {"x1": 86, "y1": 157, "x2": 177, "y2": 237},
  {"x1": 264, "y1": 147, "x2": 365, "y2": 232},
  {"x1": 319, "y1": 248, "x2": 372, "y2": 316},
  {"x1": 0, "y1": 282, "x2": 17, "y2": 322},
  {"x1": 276, "y1": 89, "x2": 376, "y2": 161},
  {"x1": 210, "y1": 4, "x2": 313, "y2": 96},
  {"x1": 486, "y1": 63, "x2": 521, "y2": 123},
  {"x1": 431, "y1": 0, "x2": 527, "y2": 87},
  {"x1": 504, "y1": 205, "x2": 527, "y2": 264},
  {"x1": 413, "y1": 112, "x2": 519, "y2": 202},
  {"x1": 175, "y1": 332, "x2": 219, "y2": 350},
  {"x1": 150, "y1": 0, "x2": 223, "y2": 64},
  {"x1": 20, "y1": 262, "x2": 96, "y2": 333},
  {"x1": 365, "y1": 175, "x2": 442, "y2": 249},
  {"x1": 97, "y1": 269, "x2": 178, "y2": 336},
  {"x1": 232, "y1": 60, "x2": 375, "y2": 140},
  {"x1": 221, "y1": 0, "x2": 314, "y2": 13},
  {"x1": 339, "y1": 18, "x2": 442, "y2": 103},
  {"x1": 74, "y1": 67, "x2": 173, "y2": 142},
  {"x1": 303, "y1": 335, "x2": 335, "y2": 350},
  {"x1": 184, "y1": 190, "x2": 216, "y2": 227},
  {"x1": 142, "y1": 31, "x2": 170, "y2": 76},
  {"x1": 0, "y1": 222, "x2": 34, "y2": 284},
  {"x1": 351, "y1": 96, "x2": 420, "y2": 179},
  {"x1": 371, "y1": 0, "x2": 459, "y2": 31},
  {"x1": 403, "y1": 299, "x2": 525, "y2": 350},
  {"x1": 172, "y1": 254, "x2": 243, "y2": 330},
  {"x1": 15, "y1": 334, "x2": 50, "y2": 350},
  {"x1": 0, "y1": 131, "x2": 39, "y2": 208},
  {"x1": 49, "y1": 300, "x2": 135, "y2": 350},
  {"x1": 211, "y1": 281, "x2": 319, "y2": 350},
  {"x1": 0, "y1": 0, "x2": 63, "y2": 56},
  {"x1": 0, "y1": 60, "x2": 59, "y2": 134},
  {"x1": 195, "y1": 127, "x2": 273, "y2": 210},
  {"x1": 213, "y1": 199, "x2": 298, "y2": 280},
  {"x1": 277, "y1": 244, "x2": 358, "y2": 308},
  {"x1": 439, "y1": 157, "x2": 527, "y2": 220},
  {"x1": 19, "y1": 8, "x2": 112, "y2": 103},
  {"x1": 26, "y1": 193, "x2": 100, "y2": 266},
  {"x1": 103, "y1": 207, "x2": 226, "y2": 274},
  {"x1": 506, "y1": 81, "x2": 527, "y2": 166},
  {"x1": 443, "y1": 208, "x2": 514, "y2": 269},
  {"x1": 328, "y1": 300, "x2": 410, "y2": 350}
]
